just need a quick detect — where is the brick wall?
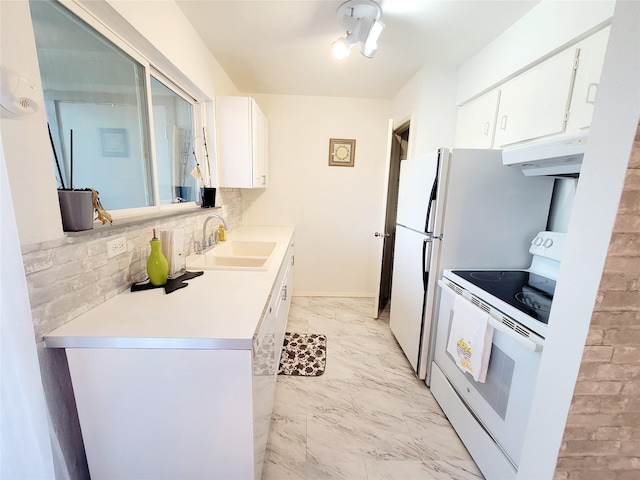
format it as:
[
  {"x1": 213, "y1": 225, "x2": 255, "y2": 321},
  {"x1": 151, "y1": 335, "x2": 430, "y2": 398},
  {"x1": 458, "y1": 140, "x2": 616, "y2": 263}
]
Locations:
[{"x1": 555, "y1": 122, "x2": 640, "y2": 479}]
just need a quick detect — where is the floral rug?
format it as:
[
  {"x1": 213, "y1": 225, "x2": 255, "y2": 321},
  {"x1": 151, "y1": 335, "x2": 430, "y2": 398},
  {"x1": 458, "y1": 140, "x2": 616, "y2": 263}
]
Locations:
[{"x1": 278, "y1": 332, "x2": 327, "y2": 376}]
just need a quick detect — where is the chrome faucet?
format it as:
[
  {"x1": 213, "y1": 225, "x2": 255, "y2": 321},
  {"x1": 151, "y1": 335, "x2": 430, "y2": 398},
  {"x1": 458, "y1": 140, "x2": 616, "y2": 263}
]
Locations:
[{"x1": 200, "y1": 213, "x2": 228, "y2": 252}]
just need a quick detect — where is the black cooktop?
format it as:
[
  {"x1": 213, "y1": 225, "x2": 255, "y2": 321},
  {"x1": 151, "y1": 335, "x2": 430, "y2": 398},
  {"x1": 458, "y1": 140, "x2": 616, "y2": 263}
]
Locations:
[{"x1": 451, "y1": 270, "x2": 556, "y2": 324}]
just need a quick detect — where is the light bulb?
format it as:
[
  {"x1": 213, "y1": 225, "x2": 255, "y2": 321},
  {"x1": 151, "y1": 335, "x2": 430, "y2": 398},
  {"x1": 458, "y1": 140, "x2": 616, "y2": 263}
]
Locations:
[{"x1": 332, "y1": 36, "x2": 352, "y2": 60}]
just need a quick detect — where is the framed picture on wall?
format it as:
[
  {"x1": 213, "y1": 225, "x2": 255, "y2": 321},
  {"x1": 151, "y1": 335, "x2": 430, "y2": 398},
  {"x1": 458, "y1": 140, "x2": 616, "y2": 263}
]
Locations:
[
  {"x1": 100, "y1": 128, "x2": 129, "y2": 157},
  {"x1": 328, "y1": 138, "x2": 356, "y2": 167}
]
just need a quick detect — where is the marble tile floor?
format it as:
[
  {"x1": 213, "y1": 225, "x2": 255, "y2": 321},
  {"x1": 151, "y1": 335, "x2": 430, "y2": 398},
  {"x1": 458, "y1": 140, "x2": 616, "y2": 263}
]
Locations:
[{"x1": 262, "y1": 296, "x2": 483, "y2": 480}]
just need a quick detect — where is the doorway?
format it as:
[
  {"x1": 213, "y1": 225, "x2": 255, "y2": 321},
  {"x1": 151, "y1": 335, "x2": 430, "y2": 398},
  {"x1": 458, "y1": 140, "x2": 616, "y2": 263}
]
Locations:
[{"x1": 377, "y1": 122, "x2": 410, "y2": 315}]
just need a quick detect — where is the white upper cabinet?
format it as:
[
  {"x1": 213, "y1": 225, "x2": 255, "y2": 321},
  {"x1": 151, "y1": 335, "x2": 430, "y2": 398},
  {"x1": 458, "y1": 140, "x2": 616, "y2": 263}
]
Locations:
[
  {"x1": 493, "y1": 46, "x2": 578, "y2": 148},
  {"x1": 566, "y1": 27, "x2": 611, "y2": 133},
  {"x1": 454, "y1": 89, "x2": 501, "y2": 148},
  {"x1": 216, "y1": 96, "x2": 268, "y2": 188},
  {"x1": 253, "y1": 102, "x2": 268, "y2": 187}
]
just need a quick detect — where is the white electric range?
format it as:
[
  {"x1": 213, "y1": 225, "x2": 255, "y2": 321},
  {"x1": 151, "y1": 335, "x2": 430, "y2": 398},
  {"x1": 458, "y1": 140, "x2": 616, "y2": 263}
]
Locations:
[{"x1": 431, "y1": 231, "x2": 564, "y2": 480}]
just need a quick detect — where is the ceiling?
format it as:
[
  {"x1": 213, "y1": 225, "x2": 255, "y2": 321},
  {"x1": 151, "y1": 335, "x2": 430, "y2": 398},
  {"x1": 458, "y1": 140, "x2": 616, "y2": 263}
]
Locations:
[{"x1": 175, "y1": 0, "x2": 540, "y2": 99}]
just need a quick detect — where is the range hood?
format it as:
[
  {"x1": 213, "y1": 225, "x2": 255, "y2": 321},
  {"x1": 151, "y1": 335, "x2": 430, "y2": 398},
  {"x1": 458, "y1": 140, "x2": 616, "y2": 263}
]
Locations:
[{"x1": 502, "y1": 131, "x2": 588, "y2": 177}]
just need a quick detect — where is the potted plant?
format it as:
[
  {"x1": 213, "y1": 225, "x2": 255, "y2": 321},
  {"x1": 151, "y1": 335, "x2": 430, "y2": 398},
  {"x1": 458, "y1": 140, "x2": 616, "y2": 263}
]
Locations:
[{"x1": 52, "y1": 127, "x2": 111, "y2": 231}]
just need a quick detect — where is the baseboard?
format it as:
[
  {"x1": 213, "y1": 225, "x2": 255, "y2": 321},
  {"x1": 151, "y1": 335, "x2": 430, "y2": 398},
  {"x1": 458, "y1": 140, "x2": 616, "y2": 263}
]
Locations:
[{"x1": 292, "y1": 292, "x2": 375, "y2": 298}]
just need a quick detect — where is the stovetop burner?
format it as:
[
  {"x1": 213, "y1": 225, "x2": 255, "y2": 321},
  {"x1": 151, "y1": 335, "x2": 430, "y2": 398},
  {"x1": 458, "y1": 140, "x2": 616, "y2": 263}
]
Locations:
[
  {"x1": 515, "y1": 286, "x2": 552, "y2": 313},
  {"x1": 451, "y1": 270, "x2": 556, "y2": 324}
]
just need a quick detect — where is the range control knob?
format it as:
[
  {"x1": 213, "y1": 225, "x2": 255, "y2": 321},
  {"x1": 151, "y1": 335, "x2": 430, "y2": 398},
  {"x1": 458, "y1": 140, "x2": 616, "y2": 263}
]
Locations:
[
  {"x1": 543, "y1": 238, "x2": 554, "y2": 248},
  {"x1": 533, "y1": 236, "x2": 544, "y2": 246}
]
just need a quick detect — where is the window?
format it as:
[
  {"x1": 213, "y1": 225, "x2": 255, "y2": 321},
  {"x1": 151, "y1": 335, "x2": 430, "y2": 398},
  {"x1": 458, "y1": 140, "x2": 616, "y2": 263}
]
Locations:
[
  {"x1": 150, "y1": 76, "x2": 197, "y2": 205},
  {"x1": 29, "y1": 0, "x2": 201, "y2": 214}
]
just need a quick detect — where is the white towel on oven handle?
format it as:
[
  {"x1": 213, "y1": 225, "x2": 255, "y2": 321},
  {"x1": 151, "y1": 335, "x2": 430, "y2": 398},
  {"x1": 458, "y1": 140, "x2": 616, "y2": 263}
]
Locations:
[{"x1": 446, "y1": 294, "x2": 494, "y2": 383}]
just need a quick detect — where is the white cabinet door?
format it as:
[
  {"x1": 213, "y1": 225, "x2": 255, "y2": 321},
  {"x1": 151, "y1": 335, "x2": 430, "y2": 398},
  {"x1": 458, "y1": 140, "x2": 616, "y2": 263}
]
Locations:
[
  {"x1": 494, "y1": 46, "x2": 578, "y2": 147},
  {"x1": 454, "y1": 89, "x2": 501, "y2": 148},
  {"x1": 274, "y1": 242, "x2": 294, "y2": 355},
  {"x1": 252, "y1": 101, "x2": 268, "y2": 187},
  {"x1": 252, "y1": 302, "x2": 277, "y2": 480},
  {"x1": 67, "y1": 348, "x2": 255, "y2": 480},
  {"x1": 566, "y1": 27, "x2": 611, "y2": 133},
  {"x1": 252, "y1": 240, "x2": 293, "y2": 479},
  {"x1": 217, "y1": 96, "x2": 268, "y2": 188}
]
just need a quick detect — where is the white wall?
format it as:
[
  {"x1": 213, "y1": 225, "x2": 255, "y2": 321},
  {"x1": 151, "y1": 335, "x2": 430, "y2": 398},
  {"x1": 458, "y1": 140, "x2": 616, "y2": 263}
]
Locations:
[
  {"x1": 242, "y1": 65, "x2": 458, "y2": 298},
  {"x1": 390, "y1": 66, "x2": 458, "y2": 157},
  {"x1": 0, "y1": 0, "x2": 63, "y2": 245},
  {"x1": 0, "y1": 135, "x2": 56, "y2": 480},
  {"x1": 457, "y1": 0, "x2": 615, "y2": 103},
  {"x1": 96, "y1": 0, "x2": 238, "y2": 98},
  {"x1": 391, "y1": 68, "x2": 422, "y2": 151},
  {"x1": 414, "y1": 68, "x2": 458, "y2": 154},
  {"x1": 242, "y1": 94, "x2": 392, "y2": 296},
  {"x1": 519, "y1": 1, "x2": 639, "y2": 477}
]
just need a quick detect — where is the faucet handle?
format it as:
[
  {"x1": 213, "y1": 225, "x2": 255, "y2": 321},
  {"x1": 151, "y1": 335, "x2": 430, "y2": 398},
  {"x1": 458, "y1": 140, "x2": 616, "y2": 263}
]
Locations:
[{"x1": 195, "y1": 241, "x2": 202, "y2": 254}]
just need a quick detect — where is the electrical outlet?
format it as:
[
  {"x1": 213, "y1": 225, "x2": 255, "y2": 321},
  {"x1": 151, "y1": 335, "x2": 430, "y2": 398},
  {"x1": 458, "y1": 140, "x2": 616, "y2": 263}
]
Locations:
[{"x1": 107, "y1": 237, "x2": 127, "y2": 259}]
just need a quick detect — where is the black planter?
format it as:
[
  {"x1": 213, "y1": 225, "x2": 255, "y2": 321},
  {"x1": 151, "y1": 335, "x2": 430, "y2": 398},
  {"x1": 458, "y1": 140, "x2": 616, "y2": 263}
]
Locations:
[
  {"x1": 58, "y1": 190, "x2": 94, "y2": 232},
  {"x1": 201, "y1": 187, "x2": 216, "y2": 208}
]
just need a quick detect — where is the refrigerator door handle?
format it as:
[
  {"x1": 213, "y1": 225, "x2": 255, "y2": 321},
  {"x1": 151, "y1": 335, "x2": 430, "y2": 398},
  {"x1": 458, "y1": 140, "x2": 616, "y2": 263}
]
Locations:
[
  {"x1": 422, "y1": 239, "x2": 429, "y2": 291},
  {"x1": 422, "y1": 236, "x2": 435, "y2": 291},
  {"x1": 423, "y1": 152, "x2": 441, "y2": 234}
]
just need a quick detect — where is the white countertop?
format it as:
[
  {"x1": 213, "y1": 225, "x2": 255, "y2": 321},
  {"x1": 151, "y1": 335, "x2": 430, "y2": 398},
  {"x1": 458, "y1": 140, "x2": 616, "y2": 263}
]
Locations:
[{"x1": 44, "y1": 225, "x2": 295, "y2": 350}]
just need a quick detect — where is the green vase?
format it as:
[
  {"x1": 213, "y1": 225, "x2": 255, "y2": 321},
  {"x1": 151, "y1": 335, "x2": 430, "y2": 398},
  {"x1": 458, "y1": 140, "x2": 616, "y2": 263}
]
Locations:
[{"x1": 147, "y1": 237, "x2": 169, "y2": 286}]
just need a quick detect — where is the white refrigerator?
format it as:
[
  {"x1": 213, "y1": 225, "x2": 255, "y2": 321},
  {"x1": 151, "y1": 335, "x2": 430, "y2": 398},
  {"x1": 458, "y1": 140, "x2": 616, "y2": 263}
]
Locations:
[{"x1": 389, "y1": 148, "x2": 554, "y2": 384}]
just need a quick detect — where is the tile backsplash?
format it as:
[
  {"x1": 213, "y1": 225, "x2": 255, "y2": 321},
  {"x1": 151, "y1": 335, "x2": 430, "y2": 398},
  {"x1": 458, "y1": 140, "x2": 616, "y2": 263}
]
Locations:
[{"x1": 22, "y1": 188, "x2": 242, "y2": 340}]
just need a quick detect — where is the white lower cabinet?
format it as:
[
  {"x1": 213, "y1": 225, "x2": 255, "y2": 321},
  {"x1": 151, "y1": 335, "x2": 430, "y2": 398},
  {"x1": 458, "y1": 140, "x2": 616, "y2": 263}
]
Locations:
[
  {"x1": 252, "y1": 302, "x2": 278, "y2": 478},
  {"x1": 252, "y1": 240, "x2": 294, "y2": 477},
  {"x1": 275, "y1": 242, "x2": 294, "y2": 350},
  {"x1": 67, "y1": 348, "x2": 256, "y2": 480},
  {"x1": 64, "y1": 240, "x2": 295, "y2": 480}
]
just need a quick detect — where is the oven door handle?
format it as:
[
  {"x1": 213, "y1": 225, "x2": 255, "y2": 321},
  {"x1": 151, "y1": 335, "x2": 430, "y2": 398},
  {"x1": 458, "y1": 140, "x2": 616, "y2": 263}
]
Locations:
[
  {"x1": 487, "y1": 317, "x2": 544, "y2": 353},
  {"x1": 439, "y1": 280, "x2": 544, "y2": 353}
]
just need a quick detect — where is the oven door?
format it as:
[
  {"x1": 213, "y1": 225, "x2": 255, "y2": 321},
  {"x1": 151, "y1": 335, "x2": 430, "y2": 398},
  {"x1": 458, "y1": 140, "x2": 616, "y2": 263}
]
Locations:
[{"x1": 433, "y1": 279, "x2": 543, "y2": 469}]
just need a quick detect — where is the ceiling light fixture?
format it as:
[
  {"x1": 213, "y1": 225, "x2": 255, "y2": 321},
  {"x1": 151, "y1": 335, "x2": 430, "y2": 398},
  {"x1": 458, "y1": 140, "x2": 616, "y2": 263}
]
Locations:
[{"x1": 331, "y1": 0, "x2": 385, "y2": 60}]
